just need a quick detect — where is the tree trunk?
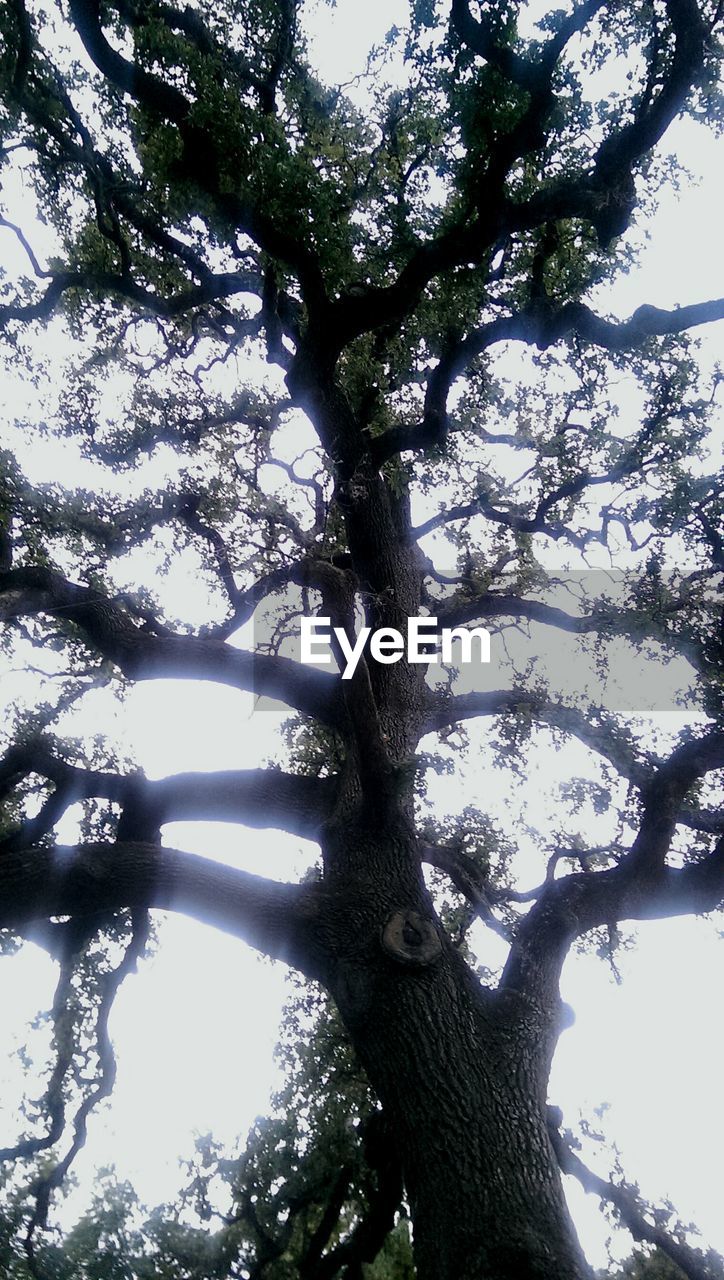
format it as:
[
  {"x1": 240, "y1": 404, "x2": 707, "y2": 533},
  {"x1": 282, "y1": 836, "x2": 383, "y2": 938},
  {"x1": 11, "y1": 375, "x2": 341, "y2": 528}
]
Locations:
[
  {"x1": 321, "y1": 818, "x2": 591, "y2": 1280},
  {"x1": 310, "y1": 459, "x2": 591, "y2": 1278}
]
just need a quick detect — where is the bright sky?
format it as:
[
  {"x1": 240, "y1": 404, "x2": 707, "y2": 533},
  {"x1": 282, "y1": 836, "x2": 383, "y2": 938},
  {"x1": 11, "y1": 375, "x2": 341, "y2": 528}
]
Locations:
[{"x1": 1, "y1": 0, "x2": 723, "y2": 1271}]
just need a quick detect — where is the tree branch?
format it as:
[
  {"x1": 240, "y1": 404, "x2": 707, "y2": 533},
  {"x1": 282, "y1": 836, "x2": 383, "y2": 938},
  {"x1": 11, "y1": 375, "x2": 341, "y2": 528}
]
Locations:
[
  {"x1": 0, "y1": 840, "x2": 325, "y2": 976},
  {"x1": 420, "y1": 842, "x2": 511, "y2": 940},
  {"x1": 0, "y1": 741, "x2": 337, "y2": 848},
  {"x1": 0, "y1": 266, "x2": 263, "y2": 330},
  {"x1": 426, "y1": 688, "x2": 723, "y2": 834},
  {"x1": 65, "y1": 0, "x2": 326, "y2": 301},
  {"x1": 375, "y1": 298, "x2": 724, "y2": 462},
  {"x1": 548, "y1": 1113, "x2": 723, "y2": 1280},
  {"x1": 498, "y1": 734, "x2": 724, "y2": 1015},
  {"x1": 18, "y1": 911, "x2": 151, "y2": 1255},
  {"x1": 0, "y1": 566, "x2": 343, "y2": 725},
  {"x1": 426, "y1": 688, "x2": 650, "y2": 783}
]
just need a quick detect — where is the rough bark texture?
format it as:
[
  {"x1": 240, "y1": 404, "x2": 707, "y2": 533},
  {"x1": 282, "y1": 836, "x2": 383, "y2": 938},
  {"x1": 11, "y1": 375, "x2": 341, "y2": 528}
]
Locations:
[{"x1": 323, "y1": 842, "x2": 590, "y2": 1280}]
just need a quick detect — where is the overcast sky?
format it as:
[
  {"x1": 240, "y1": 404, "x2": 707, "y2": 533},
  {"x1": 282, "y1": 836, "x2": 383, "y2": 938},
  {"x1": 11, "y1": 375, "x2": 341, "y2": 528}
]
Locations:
[{"x1": 1, "y1": 0, "x2": 723, "y2": 1270}]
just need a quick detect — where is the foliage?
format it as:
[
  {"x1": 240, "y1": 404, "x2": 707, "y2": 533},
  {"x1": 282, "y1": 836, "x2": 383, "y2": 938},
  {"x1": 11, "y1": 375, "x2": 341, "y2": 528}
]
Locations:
[{"x1": 0, "y1": 0, "x2": 722, "y2": 1275}]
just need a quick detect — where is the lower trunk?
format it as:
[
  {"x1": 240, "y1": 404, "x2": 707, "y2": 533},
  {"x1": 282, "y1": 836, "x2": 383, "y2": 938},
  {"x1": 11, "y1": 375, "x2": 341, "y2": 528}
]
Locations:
[
  {"x1": 398, "y1": 1055, "x2": 589, "y2": 1280},
  {"x1": 335, "y1": 950, "x2": 589, "y2": 1280},
  {"x1": 321, "y1": 821, "x2": 589, "y2": 1280}
]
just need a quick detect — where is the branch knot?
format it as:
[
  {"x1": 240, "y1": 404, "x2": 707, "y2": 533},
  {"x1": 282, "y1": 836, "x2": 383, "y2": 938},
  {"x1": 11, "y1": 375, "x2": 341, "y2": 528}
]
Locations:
[{"x1": 381, "y1": 911, "x2": 442, "y2": 967}]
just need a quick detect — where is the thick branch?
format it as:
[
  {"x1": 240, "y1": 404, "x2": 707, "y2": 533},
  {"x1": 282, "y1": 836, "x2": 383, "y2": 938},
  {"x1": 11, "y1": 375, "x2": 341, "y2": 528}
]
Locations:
[
  {"x1": 0, "y1": 567, "x2": 342, "y2": 725},
  {"x1": 450, "y1": 0, "x2": 544, "y2": 89},
  {"x1": 0, "y1": 265, "x2": 263, "y2": 329},
  {"x1": 499, "y1": 736, "x2": 724, "y2": 1013},
  {"x1": 0, "y1": 742, "x2": 336, "y2": 847},
  {"x1": 451, "y1": 0, "x2": 609, "y2": 91},
  {"x1": 624, "y1": 734, "x2": 724, "y2": 878},
  {"x1": 0, "y1": 841, "x2": 325, "y2": 976}
]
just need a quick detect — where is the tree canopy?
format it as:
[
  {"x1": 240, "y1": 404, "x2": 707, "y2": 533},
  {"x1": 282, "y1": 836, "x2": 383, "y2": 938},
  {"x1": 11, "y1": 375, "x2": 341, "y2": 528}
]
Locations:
[{"x1": 0, "y1": 0, "x2": 723, "y2": 1276}]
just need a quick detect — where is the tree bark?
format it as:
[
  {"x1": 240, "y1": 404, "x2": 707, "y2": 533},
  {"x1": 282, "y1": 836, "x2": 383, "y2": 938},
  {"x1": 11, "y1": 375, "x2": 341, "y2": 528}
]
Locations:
[{"x1": 318, "y1": 815, "x2": 590, "y2": 1280}]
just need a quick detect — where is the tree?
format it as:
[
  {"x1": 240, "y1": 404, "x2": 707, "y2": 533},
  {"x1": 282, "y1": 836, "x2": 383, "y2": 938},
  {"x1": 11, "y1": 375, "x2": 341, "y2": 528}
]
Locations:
[{"x1": 0, "y1": 0, "x2": 722, "y2": 1275}]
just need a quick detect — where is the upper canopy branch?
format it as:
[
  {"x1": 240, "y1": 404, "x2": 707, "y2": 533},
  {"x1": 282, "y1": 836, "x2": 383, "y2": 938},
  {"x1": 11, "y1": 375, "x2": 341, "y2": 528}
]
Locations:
[
  {"x1": 112, "y1": 0, "x2": 290, "y2": 115},
  {"x1": 63, "y1": 0, "x2": 326, "y2": 303},
  {"x1": 593, "y1": 0, "x2": 710, "y2": 185},
  {"x1": 4, "y1": 0, "x2": 716, "y2": 399},
  {"x1": 0, "y1": 30, "x2": 301, "y2": 365},
  {"x1": 427, "y1": 690, "x2": 722, "y2": 834},
  {"x1": 510, "y1": 0, "x2": 711, "y2": 245},
  {"x1": 315, "y1": 0, "x2": 714, "y2": 357},
  {"x1": 450, "y1": 0, "x2": 609, "y2": 93},
  {"x1": 450, "y1": 0, "x2": 544, "y2": 89},
  {"x1": 374, "y1": 297, "x2": 724, "y2": 463}
]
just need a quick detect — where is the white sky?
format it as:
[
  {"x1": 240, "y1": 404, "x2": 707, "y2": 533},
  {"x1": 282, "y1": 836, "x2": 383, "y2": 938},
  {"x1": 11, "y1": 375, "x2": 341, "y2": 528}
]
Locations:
[{"x1": 1, "y1": 0, "x2": 724, "y2": 1271}]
